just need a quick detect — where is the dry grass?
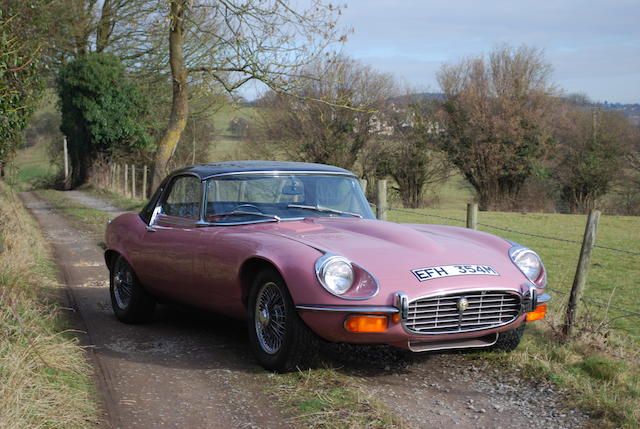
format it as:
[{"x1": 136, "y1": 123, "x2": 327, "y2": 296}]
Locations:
[
  {"x1": 0, "y1": 182, "x2": 98, "y2": 428},
  {"x1": 266, "y1": 367, "x2": 408, "y2": 429}
]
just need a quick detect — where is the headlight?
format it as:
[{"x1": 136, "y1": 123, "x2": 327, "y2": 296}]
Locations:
[
  {"x1": 509, "y1": 244, "x2": 545, "y2": 287},
  {"x1": 315, "y1": 254, "x2": 354, "y2": 296}
]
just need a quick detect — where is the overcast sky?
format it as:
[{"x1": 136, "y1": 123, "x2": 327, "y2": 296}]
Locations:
[{"x1": 334, "y1": 0, "x2": 640, "y2": 103}]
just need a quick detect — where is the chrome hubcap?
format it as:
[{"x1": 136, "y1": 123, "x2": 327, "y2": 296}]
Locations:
[
  {"x1": 258, "y1": 308, "x2": 270, "y2": 325},
  {"x1": 255, "y1": 282, "x2": 286, "y2": 355},
  {"x1": 113, "y1": 264, "x2": 133, "y2": 309}
]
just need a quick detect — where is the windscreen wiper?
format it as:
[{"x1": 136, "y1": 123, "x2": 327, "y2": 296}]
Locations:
[
  {"x1": 207, "y1": 211, "x2": 281, "y2": 222},
  {"x1": 287, "y1": 204, "x2": 363, "y2": 218}
]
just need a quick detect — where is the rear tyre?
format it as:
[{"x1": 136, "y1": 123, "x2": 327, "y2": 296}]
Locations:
[
  {"x1": 109, "y1": 255, "x2": 156, "y2": 324},
  {"x1": 247, "y1": 268, "x2": 319, "y2": 372},
  {"x1": 489, "y1": 325, "x2": 525, "y2": 352}
]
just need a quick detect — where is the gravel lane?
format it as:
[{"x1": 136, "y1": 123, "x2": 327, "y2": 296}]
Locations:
[
  {"x1": 20, "y1": 192, "x2": 293, "y2": 429},
  {"x1": 327, "y1": 346, "x2": 591, "y2": 429}
]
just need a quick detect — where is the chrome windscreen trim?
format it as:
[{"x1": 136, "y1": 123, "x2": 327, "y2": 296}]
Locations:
[
  {"x1": 203, "y1": 170, "x2": 356, "y2": 180},
  {"x1": 296, "y1": 305, "x2": 398, "y2": 314}
]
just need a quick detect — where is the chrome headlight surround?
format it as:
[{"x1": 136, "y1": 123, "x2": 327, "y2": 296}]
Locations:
[
  {"x1": 509, "y1": 244, "x2": 546, "y2": 288},
  {"x1": 315, "y1": 254, "x2": 355, "y2": 296}
]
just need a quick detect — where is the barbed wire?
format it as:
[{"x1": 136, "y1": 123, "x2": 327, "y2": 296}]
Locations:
[
  {"x1": 385, "y1": 206, "x2": 640, "y2": 256},
  {"x1": 386, "y1": 206, "x2": 467, "y2": 224},
  {"x1": 547, "y1": 287, "x2": 640, "y2": 317}
]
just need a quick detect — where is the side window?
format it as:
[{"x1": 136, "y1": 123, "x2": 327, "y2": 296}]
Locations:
[{"x1": 161, "y1": 176, "x2": 201, "y2": 220}]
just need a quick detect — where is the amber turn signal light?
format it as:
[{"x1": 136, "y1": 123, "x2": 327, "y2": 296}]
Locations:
[
  {"x1": 526, "y1": 303, "x2": 547, "y2": 322},
  {"x1": 345, "y1": 315, "x2": 388, "y2": 333}
]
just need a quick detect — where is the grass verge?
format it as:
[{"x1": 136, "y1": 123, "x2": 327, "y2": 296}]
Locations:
[
  {"x1": 0, "y1": 181, "x2": 98, "y2": 428},
  {"x1": 265, "y1": 367, "x2": 408, "y2": 428}
]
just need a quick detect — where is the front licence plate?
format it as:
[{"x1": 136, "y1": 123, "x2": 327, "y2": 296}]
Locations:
[{"x1": 411, "y1": 265, "x2": 500, "y2": 282}]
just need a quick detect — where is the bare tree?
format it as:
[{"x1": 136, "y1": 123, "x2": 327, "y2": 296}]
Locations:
[
  {"x1": 43, "y1": 0, "x2": 162, "y2": 66},
  {"x1": 437, "y1": 45, "x2": 556, "y2": 210},
  {"x1": 152, "y1": 0, "x2": 346, "y2": 187},
  {"x1": 376, "y1": 98, "x2": 451, "y2": 208},
  {"x1": 257, "y1": 56, "x2": 395, "y2": 170}
]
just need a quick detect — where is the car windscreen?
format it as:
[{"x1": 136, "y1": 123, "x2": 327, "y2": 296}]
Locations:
[{"x1": 204, "y1": 174, "x2": 374, "y2": 223}]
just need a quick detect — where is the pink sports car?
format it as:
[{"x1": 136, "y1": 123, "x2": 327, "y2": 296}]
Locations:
[{"x1": 104, "y1": 161, "x2": 550, "y2": 371}]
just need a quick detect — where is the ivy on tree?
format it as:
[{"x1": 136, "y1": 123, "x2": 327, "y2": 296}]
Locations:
[{"x1": 57, "y1": 53, "x2": 150, "y2": 188}]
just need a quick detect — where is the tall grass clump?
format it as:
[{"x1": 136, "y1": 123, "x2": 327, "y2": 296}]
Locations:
[{"x1": 0, "y1": 182, "x2": 98, "y2": 428}]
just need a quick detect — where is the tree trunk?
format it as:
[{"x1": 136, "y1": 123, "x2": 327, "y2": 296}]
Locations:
[
  {"x1": 96, "y1": 0, "x2": 115, "y2": 52},
  {"x1": 152, "y1": 0, "x2": 189, "y2": 189}
]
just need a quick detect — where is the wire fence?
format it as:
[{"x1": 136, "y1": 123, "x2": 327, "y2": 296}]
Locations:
[
  {"x1": 382, "y1": 204, "x2": 640, "y2": 326},
  {"x1": 386, "y1": 206, "x2": 640, "y2": 256}
]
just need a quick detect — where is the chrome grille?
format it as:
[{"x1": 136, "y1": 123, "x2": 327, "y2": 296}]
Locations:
[{"x1": 405, "y1": 290, "x2": 521, "y2": 334}]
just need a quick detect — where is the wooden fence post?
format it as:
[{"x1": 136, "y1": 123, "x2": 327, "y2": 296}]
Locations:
[
  {"x1": 376, "y1": 179, "x2": 387, "y2": 221},
  {"x1": 563, "y1": 209, "x2": 601, "y2": 338},
  {"x1": 131, "y1": 165, "x2": 136, "y2": 199},
  {"x1": 466, "y1": 203, "x2": 478, "y2": 229},
  {"x1": 124, "y1": 163, "x2": 129, "y2": 197},
  {"x1": 142, "y1": 165, "x2": 148, "y2": 200},
  {"x1": 63, "y1": 137, "x2": 69, "y2": 182}
]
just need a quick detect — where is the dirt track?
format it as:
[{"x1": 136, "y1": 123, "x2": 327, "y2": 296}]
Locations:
[
  {"x1": 21, "y1": 190, "x2": 593, "y2": 429},
  {"x1": 21, "y1": 192, "x2": 293, "y2": 429}
]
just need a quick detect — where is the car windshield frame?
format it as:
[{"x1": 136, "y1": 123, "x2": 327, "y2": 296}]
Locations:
[{"x1": 202, "y1": 172, "x2": 375, "y2": 225}]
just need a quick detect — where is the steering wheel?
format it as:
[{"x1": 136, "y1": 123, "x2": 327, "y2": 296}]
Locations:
[{"x1": 231, "y1": 204, "x2": 261, "y2": 213}]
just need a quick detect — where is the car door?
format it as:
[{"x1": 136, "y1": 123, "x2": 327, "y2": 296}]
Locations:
[{"x1": 134, "y1": 174, "x2": 203, "y2": 302}]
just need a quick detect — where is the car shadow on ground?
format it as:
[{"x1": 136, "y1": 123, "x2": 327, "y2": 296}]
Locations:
[{"x1": 92, "y1": 297, "x2": 443, "y2": 377}]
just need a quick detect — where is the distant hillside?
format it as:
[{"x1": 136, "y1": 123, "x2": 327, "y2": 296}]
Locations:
[
  {"x1": 406, "y1": 93, "x2": 640, "y2": 126},
  {"x1": 596, "y1": 102, "x2": 640, "y2": 126},
  {"x1": 246, "y1": 92, "x2": 640, "y2": 126}
]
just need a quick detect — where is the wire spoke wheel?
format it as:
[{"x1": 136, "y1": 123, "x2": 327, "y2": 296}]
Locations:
[
  {"x1": 113, "y1": 263, "x2": 134, "y2": 309},
  {"x1": 109, "y1": 255, "x2": 155, "y2": 324},
  {"x1": 254, "y1": 281, "x2": 287, "y2": 355}
]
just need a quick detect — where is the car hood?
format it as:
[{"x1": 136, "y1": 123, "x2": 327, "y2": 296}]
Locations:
[{"x1": 253, "y1": 217, "x2": 526, "y2": 291}]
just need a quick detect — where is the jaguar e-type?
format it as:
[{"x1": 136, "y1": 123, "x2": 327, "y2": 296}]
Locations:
[{"x1": 104, "y1": 161, "x2": 550, "y2": 371}]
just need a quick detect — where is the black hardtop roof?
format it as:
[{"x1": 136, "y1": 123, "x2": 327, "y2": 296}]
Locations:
[{"x1": 171, "y1": 160, "x2": 355, "y2": 180}]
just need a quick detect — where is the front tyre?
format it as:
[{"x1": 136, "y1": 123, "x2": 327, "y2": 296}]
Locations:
[
  {"x1": 247, "y1": 269, "x2": 319, "y2": 372},
  {"x1": 109, "y1": 255, "x2": 156, "y2": 324},
  {"x1": 488, "y1": 325, "x2": 525, "y2": 352}
]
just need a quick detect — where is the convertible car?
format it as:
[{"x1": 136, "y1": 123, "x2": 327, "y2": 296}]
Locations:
[{"x1": 104, "y1": 161, "x2": 550, "y2": 371}]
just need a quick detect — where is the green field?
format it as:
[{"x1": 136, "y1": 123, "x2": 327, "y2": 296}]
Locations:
[
  {"x1": 209, "y1": 105, "x2": 258, "y2": 161},
  {"x1": 7, "y1": 141, "x2": 59, "y2": 191},
  {"x1": 388, "y1": 207, "x2": 640, "y2": 339}
]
